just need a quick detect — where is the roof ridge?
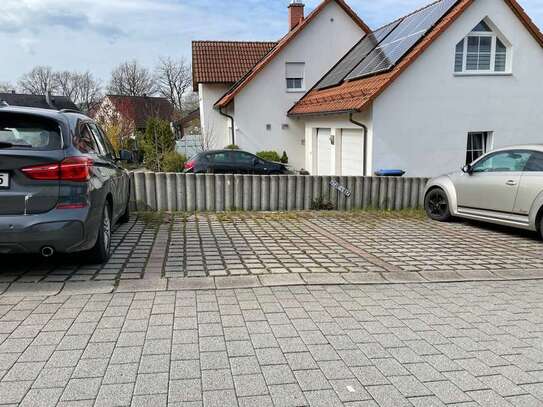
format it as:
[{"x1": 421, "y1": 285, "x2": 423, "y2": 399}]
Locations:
[
  {"x1": 193, "y1": 40, "x2": 278, "y2": 45},
  {"x1": 106, "y1": 94, "x2": 168, "y2": 100}
]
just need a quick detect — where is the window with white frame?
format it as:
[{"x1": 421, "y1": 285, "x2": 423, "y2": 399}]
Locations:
[
  {"x1": 466, "y1": 132, "x2": 491, "y2": 165},
  {"x1": 286, "y1": 62, "x2": 305, "y2": 91},
  {"x1": 455, "y1": 20, "x2": 510, "y2": 73}
]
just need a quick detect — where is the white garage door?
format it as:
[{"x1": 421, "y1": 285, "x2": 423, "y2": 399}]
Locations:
[
  {"x1": 317, "y1": 128, "x2": 333, "y2": 175},
  {"x1": 341, "y1": 129, "x2": 364, "y2": 176}
]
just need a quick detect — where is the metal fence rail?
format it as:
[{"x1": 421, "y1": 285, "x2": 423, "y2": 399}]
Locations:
[{"x1": 130, "y1": 172, "x2": 429, "y2": 212}]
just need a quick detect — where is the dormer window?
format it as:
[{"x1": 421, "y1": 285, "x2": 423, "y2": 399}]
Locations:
[{"x1": 454, "y1": 20, "x2": 510, "y2": 74}]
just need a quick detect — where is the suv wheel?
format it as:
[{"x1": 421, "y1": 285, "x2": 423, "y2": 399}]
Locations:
[
  {"x1": 87, "y1": 203, "x2": 112, "y2": 264},
  {"x1": 424, "y1": 188, "x2": 451, "y2": 222}
]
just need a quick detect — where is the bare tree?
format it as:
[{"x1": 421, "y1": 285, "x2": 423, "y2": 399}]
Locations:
[
  {"x1": 18, "y1": 66, "x2": 59, "y2": 95},
  {"x1": 72, "y1": 72, "x2": 102, "y2": 114},
  {"x1": 155, "y1": 57, "x2": 192, "y2": 113},
  {"x1": 108, "y1": 60, "x2": 156, "y2": 96},
  {"x1": 0, "y1": 82, "x2": 15, "y2": 93}
]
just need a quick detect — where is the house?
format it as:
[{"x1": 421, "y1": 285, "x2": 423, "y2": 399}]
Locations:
[
  {"x1": 289, "y1": 0, "x2": 543, "y2": 177},
  {"x1": 192, "y1": 0, "x2": 370, "y2": 170},
  {"x1": 0, "y1": 92, "x2": 79, "y2": 111}
]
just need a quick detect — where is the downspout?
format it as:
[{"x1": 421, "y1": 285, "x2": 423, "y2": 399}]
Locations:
[
  {"x1": 219, "y1": 107, "x2": 235, "y2": 146},
  {"x1": 349, "y1": 112, "x2": 368, "y2": 176}
]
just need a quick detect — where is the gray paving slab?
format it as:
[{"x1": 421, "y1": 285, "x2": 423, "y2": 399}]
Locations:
[{"x1": 3, "y1": 282, "x2": 62, "y2": 296}]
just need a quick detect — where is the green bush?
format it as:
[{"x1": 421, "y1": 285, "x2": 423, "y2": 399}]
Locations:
[
  {"x1": 162, "y1": 151, "x2": 187, "y2": 173},
  {"x1": 280, "y1": 151, "x2": 289, "y2": 164},
  {"x1": 141, "y1": 118, "x2": 176, "y2": 172},
  {"x1": 256, "y1": 151, "x2": 281, "y2": 162},
  {"x1": 225, "y1": 144, "x2": 240, "y2": 150}
]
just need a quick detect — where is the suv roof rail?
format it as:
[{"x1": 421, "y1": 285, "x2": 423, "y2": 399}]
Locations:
[{"x1": 59, "y1": 108, "x2": 82, "y2": 114}]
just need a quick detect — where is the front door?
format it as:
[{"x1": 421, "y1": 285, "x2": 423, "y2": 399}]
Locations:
[
  {"x1": 455, "y1": 150, "x2": 531, "y2": 214},
  {"x1": 317, "y1": 128, "x2": 333, "y2": 175}
]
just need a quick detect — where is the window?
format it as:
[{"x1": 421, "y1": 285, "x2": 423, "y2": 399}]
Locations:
[
  {"x1": 524, "y1": 151, "x2": 543, "y2": 172},
  {"x1": 74, "y1": 124, "x2": 99, "y2": 154},
  {"x1": 0, "y1": 113, "x2": 61, "y2": 150},
  {"x1": 455, "y1": 20, "x2": 509, "y2": 73},
  {"x1": 87, "y1": 123, "x2": 109, "y2": 157},
  {"x1": 466, "y1": 132, "x2": 491, "y2": 164},
  {"x1": 234, "y1": 152, "x2": 255, "y2": 164},
  {"x1": 286, "y1": 62, "x2": 305, "y2": 91},
  {"x1": 472, "y1": 150, "x2": 531, "y2": 173}
]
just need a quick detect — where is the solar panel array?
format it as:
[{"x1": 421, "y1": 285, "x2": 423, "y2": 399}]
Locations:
[{"x1": 316, "y1": 0, "x2": 458, "y2": 90}]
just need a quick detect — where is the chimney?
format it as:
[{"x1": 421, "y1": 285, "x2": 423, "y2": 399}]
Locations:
[{"x1": 288, "y1": 0, "x2": 305, "y2": 31}]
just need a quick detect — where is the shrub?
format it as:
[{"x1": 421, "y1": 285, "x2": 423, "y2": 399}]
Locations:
[
  {"x1": 311, "y1": 197, "x2": 335, "y2": 211},
  {"x1": 225, "y1": 144, "x2": 240, "y2": 150},
  {"x1": 141, "y1": 118, "x2": 176, "y2": 172},
  {"x1": 162, "y1": 151, "x2": 187, "y2": 173},
  {"x1": 256, "y1": 151, "x2": 281, "y2": 162},
  {"x1": 280, "y1": 151, "x2": 289, "y2": 164}
]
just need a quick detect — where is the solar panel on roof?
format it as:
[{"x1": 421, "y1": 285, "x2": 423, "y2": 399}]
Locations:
[
  {"x1": 345, "y1": 0, "x2": 458, "y2": 80},
  {"x1": 316, "y1": 21, "x2": 400, "y2": 90}
]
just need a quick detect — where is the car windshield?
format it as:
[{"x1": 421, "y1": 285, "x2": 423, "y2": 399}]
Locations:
[{"x1": 0, "y1": 113, "x2": 62, "y2": 150}]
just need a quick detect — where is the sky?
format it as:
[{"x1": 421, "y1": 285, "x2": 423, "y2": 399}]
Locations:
[{"x1": 1, "y1": 0, "x2": 542, "y2": 86}]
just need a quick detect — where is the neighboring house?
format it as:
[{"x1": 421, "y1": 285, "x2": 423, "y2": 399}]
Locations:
[
  {"x1": 193, "y1": 0, "x2": 370, "y2": 170},
  {"x1": 289, "y1": 0, "x2": 543, "y2": 177},
  {"x1": 93, "y1": 94, "x2": 174, "y2": 134},
  {"x1": 175, "y1": 109, "x2": 203, "y2": 158},
  {"x1": 0, "y1": 92, "x2": 79, "y2": 111}
]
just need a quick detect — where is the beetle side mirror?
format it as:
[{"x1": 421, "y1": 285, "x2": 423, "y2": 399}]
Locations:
[
  {"x1": 462, "y1": 164, "x2": 473, "y2": 175},
  {"x1": 119, "y1": 149, "x2": 134, "y2": 163}
]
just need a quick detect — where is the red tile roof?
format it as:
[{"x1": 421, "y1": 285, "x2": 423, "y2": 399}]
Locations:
[
  {"x1": 215, "y1": 0, "x2": 370, "y2": 108},
  {"x1": 192, "y1": 41, "x2": 277, "y2": 91},
  {"x1": 106, "y1": 95, "x2": 174, "y2": 129},
  {"x1": 289, "y1": 0, "x2": 543, "y2": 116}
]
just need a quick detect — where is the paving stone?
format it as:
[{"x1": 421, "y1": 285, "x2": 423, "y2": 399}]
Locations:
[
  {"x1": 269, "y1": 383, "x2": 307, "y2": 407},
  {"x1": 94, "y1": 383, "x2": 134, "y2": 407},
  {"x1": 0, "y1": 380, "x2": 32, "y2": 404},
  {"x1": 203, "y1": 389, "x2": 238, "y2": 407},
  {"x1": 233, "y1": 373, "x2": 268, "y2": 397},
  {"x1": 61, "y1": 378, "x2": 101, "y2": 401}
]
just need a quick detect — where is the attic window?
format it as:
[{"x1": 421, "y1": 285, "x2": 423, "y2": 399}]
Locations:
[
  {"x1": 286, "y1": 62, "x2": 305, "y2": 91},
  {"x1": 454, "y1": 20, "x2": 510, "y2": 74}
]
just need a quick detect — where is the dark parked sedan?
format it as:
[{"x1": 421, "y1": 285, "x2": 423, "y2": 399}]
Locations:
[
  {"x1": 0, "y1": 106, "x2": 132, "y2": 263},
  {"x1": 184, "y1": 150, "x2": 289, "y2": 175}
]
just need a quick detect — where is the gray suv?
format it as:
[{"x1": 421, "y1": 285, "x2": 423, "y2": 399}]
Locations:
[{"x1": 0, "y1": 106, "x2": 132, "y2": 263}]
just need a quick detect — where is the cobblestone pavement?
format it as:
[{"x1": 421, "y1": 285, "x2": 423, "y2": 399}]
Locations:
[
  {"x1": 1, "y1": 281, "x2": 543, "y2": 406},
  {"x1": 2, "y1": 212, "x2": 542, "y2": 285}
]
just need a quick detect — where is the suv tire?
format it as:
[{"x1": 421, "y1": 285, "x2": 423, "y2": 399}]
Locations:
[
  {"x1": 424, "y1": 188, "x2": 452, "y2": 222},
  {"x1": 87, "y1": 203, "x2": 112, "y2": 264}
]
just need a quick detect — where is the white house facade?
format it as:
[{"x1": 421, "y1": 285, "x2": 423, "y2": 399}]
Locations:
[
  {"x1": 193, "y1": 0, "x2": 369, "y2": 170},
  {"x1": 290, "y1": 0, "x2": 543, "y2": 177}
]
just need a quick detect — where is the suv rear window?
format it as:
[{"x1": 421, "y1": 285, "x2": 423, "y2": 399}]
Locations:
[{"x1": 0, "y1": 113, "x2": 62, "y2": 150}]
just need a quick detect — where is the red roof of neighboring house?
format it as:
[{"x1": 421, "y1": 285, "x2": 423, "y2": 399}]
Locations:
[
  {"x1": 106, "y1": 95, "x2": 174, "y2": 129},
  {"x1": 289, "y1": 0, "x2": 543, "y2": 116},
  {"x1": 215, "y1": 0, "x2": 370, "y2": 108},
  {"x1": 192, "y1": 41, "x2": 277, "y2": 91}
]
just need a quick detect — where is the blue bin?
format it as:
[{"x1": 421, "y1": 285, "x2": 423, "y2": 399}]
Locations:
[{"x1": 374, "y1": 169, "x2": 406, "y2": 177}]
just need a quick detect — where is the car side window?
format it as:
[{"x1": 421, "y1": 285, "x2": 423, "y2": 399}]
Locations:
[
  {"x1": 235, "y1": 152, "x2": 255, "y2": 164},
  {"x1": 98, "y1": 125, "x2": 117, "y2": 159},
  {"x1": 524, "y1": 151, "x2": 543, "y2": 172},
  {"x1": 73, "y1": 124, "x2": 99, "y2": 154},
  {"x1": 211, "y1": 152, "x2": 231, "y2": 163},
  {"x1": 87, "y1": 123, "x2": 109, "y2": 158},
  {"x1": 472, "y1": 151, "x2": 531, "y2": 173}
]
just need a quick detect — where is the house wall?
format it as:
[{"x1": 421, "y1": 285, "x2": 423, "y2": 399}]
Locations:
[
  {"x1": 232, "y1": 1, "x2": 365, "y2": 171},
  {"x1": 302, "y1": 110, "x2": 373, "y2": 175},
  {"x1": 198, "y1": 83, "x2": 231, "y2": 149},
  {"x1": 372, "y1": 0, "x2": 543, "y2": 177}
]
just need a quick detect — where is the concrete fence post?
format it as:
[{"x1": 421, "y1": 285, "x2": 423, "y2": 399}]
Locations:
[
  {"x1": 312, "y1": 176, "x2": 321, "y2": 207},
  {"x1": 410, "y1": 178, "x2": 420, "y2": 209},
  {"x1": 287, "y1": 176, "x2": 296, "y2": 211},
  {"x1": 134, "y1": 172, "x2": 146, "y2": 211},
  {"x1": 394, "y1": 178, "x2": 404, "y2": 210},
  {"x1": 278, "y1": 176, "x2": 288, "y2": 211},
  {"x1": 354, "y1": 177, "x2": 363, "y2": 209},
  {"x1": 362, "y1": 177, "x2": 371, "y2": 209},
  {"x1": 346, "y1": 177, "x2": 355, "y2": 211},
  {"x1": 270, "y1": 176, "x2": 279, "y2": 211},
  {"x1": 176, "y1": 174, "x2": 186, "y2": 212},
  {"x1": 252, "y1": 176, "x2": 261, "y2": 211},
  {"x1": 387, "y1": 177, "x2": 395, "y2": 211},
  {"x1": 166, "y1": 173, "x2": 177, "y2": 211},
  {"x1": 224, "y1": 174, "x2": 234, "y2": 211},
  {"x1": 418, "y1": 178, "x2": 428, "y2": 208},
  {"x1": 379, "y1": 177, "x2": 388, "y2": 210},
  {"x1": 322, "y1": 176, "x2": 331, "y2": 205},
  {"x1": 205, "y1": 174, "x2": 215, "y2": 212},
  {"x1": 243, "y1": 175, "x2": 252, "y2": 211},
  {"x1": 215, "y1": 174, "x2": 225, "y2": 211},
  {"x1": 402, "y1": 178, "x2": 412, "y2": 210},
  {"x1": 371, "y1": 177, "x2": 380, "y2": 208},
  {"x1": 144, "y1": 172, "x2": 157, "y2": 211},
  {"x1": 156, "y1": 173, "x2": 168, "y2": 211},
  {"x1": 261, "y1": 176, "x2": 270, "y2": 211},
  {"x1": 234, "y1": 175, "x2": 243, "y2": 211},
  {"x1": 304, "y1": 176, "x2": 313, "y2": 210},
  {"x1": 185, "y1": 173, "x2": 196, "y2": 212},
  {"x1": 295, "y1": 176, "x2": 304, "y2": 210},
  {"x1": 196, "y1": 174, "x2": 206, "y2": 212}
]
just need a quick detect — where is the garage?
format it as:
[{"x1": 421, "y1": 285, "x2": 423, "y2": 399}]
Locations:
[
  {"x1": 341, "y1": 129, "x2": 365, "y2": 176},
  {"x1": 317, "y1": 128, "x2": 333, "y2": 175}
]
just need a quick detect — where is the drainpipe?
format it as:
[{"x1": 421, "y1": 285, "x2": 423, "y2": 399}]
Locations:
[
  {"x1": 219, "y1": 107, "x2": 235, "y2": 146},
  {"x1": 349, "y1": 112, "x2": 368, "y2": 176}
]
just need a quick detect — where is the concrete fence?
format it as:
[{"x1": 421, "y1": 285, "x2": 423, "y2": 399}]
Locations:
[{"x1": 130, "y1": 172, "x2": 430, "y2": 212}]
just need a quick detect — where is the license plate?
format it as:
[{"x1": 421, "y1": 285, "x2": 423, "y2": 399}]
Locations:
[{"x1": 0, "y1": 173, "x2": 9, "y2": 189}]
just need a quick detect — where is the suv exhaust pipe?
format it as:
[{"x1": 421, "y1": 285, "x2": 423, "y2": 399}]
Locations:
[{"x1": 41, "y1": 246, "x2": 55, "y2": 258}]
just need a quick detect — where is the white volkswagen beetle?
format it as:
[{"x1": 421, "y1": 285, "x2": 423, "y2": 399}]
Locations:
[{"x1": 424, "y1": 145, "x2": 543, "y2": 239}]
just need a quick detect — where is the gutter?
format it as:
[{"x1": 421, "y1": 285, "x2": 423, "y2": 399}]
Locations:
[
  {"x1": 349, "y1": 112, "x2": 368, "y2": 176},
  {"x1": 219, "y1": 107, "x2": 236, "y2": 146}
]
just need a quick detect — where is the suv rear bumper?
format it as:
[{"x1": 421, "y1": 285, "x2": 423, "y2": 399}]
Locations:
[{"x1": 0, "y1": 208, "x2": 93, "y2": 254}]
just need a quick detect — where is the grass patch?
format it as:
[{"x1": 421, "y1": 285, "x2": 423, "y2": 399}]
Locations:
[{"x1": 136, "y1": 211, "x2": 168, "y2": 226}]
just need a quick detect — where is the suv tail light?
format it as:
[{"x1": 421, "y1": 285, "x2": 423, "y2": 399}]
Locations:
[
  {"x1": 184, "y1": 160, "x2": 195, "y2": 171},
  {"x1": 22, "y1": 157, "x2": 93, "y2": 182}
]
